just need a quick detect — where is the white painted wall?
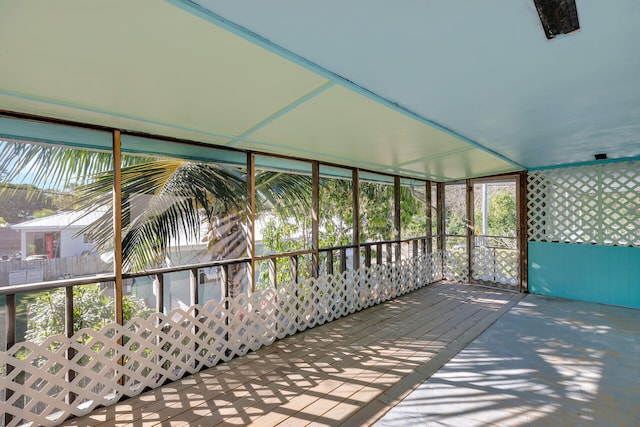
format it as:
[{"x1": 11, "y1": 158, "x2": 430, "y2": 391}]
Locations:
[{"x1": 60, "y1": 229, "x2": 94, "y2": 257}]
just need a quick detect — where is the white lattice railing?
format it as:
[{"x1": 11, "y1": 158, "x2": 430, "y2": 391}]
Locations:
[
  {"x1": 1, "y1": 252, "x2": 443, "y2": 427},
  {"x1": 443, "y1": 250, "x2": 468, "y2": 283},
  {"x1": 443, "y1": 244, "x2": 518, "y2": 288},
  {"x1": 528, "y1": 161, "x2": 640, "y2": 247},
  {"x1": 472, "y1": 247, "x2": 518, "y2": 288}
]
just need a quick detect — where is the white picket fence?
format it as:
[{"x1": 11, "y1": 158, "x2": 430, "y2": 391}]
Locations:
[{"x1": 0, "y1": 255, "x2": 111, "y2": 288}]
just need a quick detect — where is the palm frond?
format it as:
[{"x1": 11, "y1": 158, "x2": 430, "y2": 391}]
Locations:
[
  {"x1": 255, "y1": 171, "x2": 311, "y2": 218},
  {"x1": 0, "y1": 140, "x2": 114, "y2": 189},
  {"x1": 2, "y1": 138, "x2": 313, "y2": 272},
  {"x1": 75, "y1": 159, "x2": 248, "y2": 271}
]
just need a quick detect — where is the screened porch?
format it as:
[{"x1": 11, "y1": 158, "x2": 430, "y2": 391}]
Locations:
[{"x1": 2, "y1": 1, "x2": 640, "y2": 426}]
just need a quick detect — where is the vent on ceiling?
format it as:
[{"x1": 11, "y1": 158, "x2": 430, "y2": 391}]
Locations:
[{"x1": 534, "y1": 0, "x2": 580, "y2": 40}]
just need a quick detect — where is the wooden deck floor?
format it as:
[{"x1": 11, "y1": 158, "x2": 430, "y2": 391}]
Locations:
[{"x1": 63, "y1": 282, "x2": 523, "y2": 427}]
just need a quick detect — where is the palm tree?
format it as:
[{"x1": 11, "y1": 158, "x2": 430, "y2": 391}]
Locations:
[{"x1": 0, "y1": 140, "x2": 311, "y2": 294}]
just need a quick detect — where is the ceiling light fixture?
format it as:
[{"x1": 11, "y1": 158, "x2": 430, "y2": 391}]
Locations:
[{"x1": 534, "y1": 0, "x2": 580, "y2": 40}]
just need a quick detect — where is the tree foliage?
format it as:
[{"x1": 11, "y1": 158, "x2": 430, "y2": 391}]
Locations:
[
  {"x1": 319, "y1": 177, "x2": 353, "y2": 248},
  {"x1": 488, "y1": 190, "x2": 516, "y2": 236},
  {"x1": 0, "y1": 183, "x2": 55, "y2": 224},
  {"x1": 257, "y1": 177, "x2": 429, "y2": 286},
  {"x1": 474, "y1": 189, "x2": 517, "y2": 237},
  {"x1": 33, "y1": 208, "x2": 56, "y2": 218},
  {"x1": 400, "y1": 186, "x2": 427, "y2": 239},
  {"x1": 359, "y1": 181, "x2": 395, "y2": 242},
  {"x1": 25, "y1": 284, "x2": 151, "y2": 345},
  {"x1": 446, "y1": 208, "x2": 467, "y2": 237}
]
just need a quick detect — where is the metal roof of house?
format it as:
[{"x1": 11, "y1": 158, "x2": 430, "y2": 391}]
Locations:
[{"x1": 11, "y1": 210, "x2": 104, "y2": 230}]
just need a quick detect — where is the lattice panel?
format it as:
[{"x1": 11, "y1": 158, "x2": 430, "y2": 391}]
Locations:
[
  {"x1": 1, "y1": 252, "x2": 443, "y2": 427},
  {"x1": 444, "y1": 250, "x2": 468, "y2": 282},
  {"x1": 528, "y1": 161, "x2": 640, "y2": 246},
  {"x1": 472, "y1": 247, "x2": 518, "y2": 287}
]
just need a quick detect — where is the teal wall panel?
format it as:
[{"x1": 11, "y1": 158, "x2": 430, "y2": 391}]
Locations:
[{"x1": 529, "y1": 242, "x2": 640, "y2": 309}]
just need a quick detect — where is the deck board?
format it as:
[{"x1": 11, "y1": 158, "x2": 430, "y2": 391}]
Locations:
[{"x1": 62, "y1": 282, "x2": 522, "y2": 427}]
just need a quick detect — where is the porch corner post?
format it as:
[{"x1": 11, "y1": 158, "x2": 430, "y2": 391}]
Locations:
[
  {"x1": 517, "y1": 171, "x2": 529, "y2": 293},
  {"x1": 312, "y1": 161, "x2": 319, "y2": 278}
]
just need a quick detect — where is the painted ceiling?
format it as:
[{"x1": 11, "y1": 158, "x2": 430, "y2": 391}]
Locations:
[{"x1": 1, "y1": 0, "x2": 639, "y2": 180}]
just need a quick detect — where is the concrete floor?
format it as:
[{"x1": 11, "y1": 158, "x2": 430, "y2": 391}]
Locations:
[{"x1": 375, "y1": 294, "x2": 640, "y2": 427}]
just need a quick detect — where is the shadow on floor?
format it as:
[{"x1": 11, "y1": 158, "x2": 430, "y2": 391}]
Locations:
[{"x1": 376, "y1": 295, "x2": 640, "y2": 427}]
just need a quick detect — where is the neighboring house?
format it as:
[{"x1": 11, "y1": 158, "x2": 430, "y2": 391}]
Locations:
[
  {"x1": 11, "y1": 210, "x2": 104, "y2": 260},
  {"x1": 0, "y1": 226, "x2": 20, "y2": 259}
]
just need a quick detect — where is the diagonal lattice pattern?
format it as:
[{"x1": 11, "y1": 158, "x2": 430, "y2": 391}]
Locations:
[
  {"x1": 444, "y1": 250, "x2": 468, "y2": 283},
  {"x1": 472, "y1": 247, "x2": 518, "y2": 288},
  {"x1": 528, "y1": 161, "x2": 640, "y2": 247},
  {"x1": 1, "y1": 252, "x2": 443, "y2": 427}
]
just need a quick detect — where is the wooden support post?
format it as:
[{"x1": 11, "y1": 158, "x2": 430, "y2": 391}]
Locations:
[
  {"x1": 190, "y1": 268, "x2": 199, "y2": 307},
  {"x1": 436, "y1": 182, "x2": 445, "y2": 253},
  {"x1": 4, "y1": 294, "x2": 15, "y2": 427},
  {"x1": 222, "y1": 264, "x2": 230, "y2": 345},
  {"x1": 290, "y1": 255, "x2": 299, "y2": 283},
  {"x1": 365, "y1": 245, "x2": 371, "y2": 268},
  {"x1": 112, "y1": 130, "x2": 125, "y2": 385},
  {"x1": 466, "y1": 179, "x2": 474, "y2": 283},
  {"x1": 155, "y1": 274, "x2": 164, "y2": 314},
  {"x1": 352, "y1": 169, "x2": 360, "y2": 270},
  {"x1": 394, "y1": 176, "x2": 401, "y2": 261},
  {"x1": 222, "y1": 265, "x2": 230, "y2": 300},
  {"x1": 340, "y1": 247, "x2": 347, "y2": 273},
  {"x1": 426, "y1": 181, "x2": 433, "y2": 253},
  {"x1": 517, "y1": 172, "x2": 529, "y2": 293},
  {"x1": 5, "y1": 294, "x2": 16, "y2": 426},
  {"x1": 153, "y1": 273, "x2": 164, "y2": 379},
  {"x1": 65, "y1": 286, "x2": 76, "y2": 405},
  {"x1": 112, "y1": 130, "x2": 123, "y2": 327},
  {"x1": 3, "y1": 294, "x2": 16, "y2": 426},
  {"x1": 190, "y1": 267, "x2": 200, "y2": 360},
  {"x1": 5, "y1": 294, "x2": 15, "y2": 350},
  {"x1": 326, "y1": 250, "x2": 334, "y2": 275},
  {"x1": 437, "y1": 182, "x2": 445, "y2": 277},
  {"x1": 312, "y1": 162, "x2": 319, "y2": 278},
  {"x1": 290, "y1": 255, "x2": 299, "y2": 314},
  {"x1": 413, "y1": 240, "x2": 418, "y2": 259},
  {"x1": 65, "y1": 286, "x2": 74, "y2": 340},
  {"x1": 376, "y1": 243, "x2": 383, "y2": 265},
  {"x1": 247, "y1": 153, "x2": 256, "y2": 292},
  {"x1": 340, "y1": 247, "x2": 348, "y2": 308}
]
